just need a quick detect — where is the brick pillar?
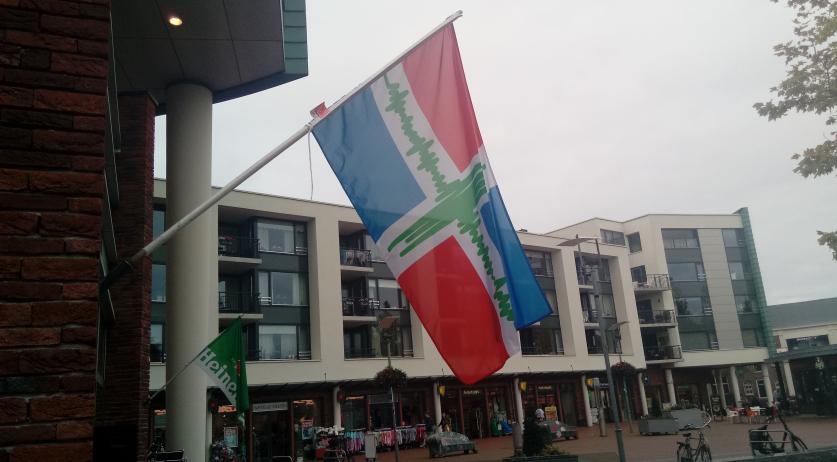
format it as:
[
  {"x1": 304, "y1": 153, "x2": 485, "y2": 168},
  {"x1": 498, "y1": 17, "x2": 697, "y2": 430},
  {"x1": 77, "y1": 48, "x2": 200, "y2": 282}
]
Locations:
[
  {"x1": 93, "y1": 94, "x2": 154, "y2": 461},
  {"x1": 0, "y1": 1, "x2": 110, "y2": 461}
]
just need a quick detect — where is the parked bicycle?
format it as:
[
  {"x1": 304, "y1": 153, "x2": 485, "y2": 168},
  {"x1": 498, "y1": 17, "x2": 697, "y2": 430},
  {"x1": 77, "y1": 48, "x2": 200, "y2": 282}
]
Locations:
[
  {"x1": 748, "y1": 411, "x2": 807, "y2": 456},
  {"x1": 676, "y1": 422, "x2": 712, "y2": 462}
]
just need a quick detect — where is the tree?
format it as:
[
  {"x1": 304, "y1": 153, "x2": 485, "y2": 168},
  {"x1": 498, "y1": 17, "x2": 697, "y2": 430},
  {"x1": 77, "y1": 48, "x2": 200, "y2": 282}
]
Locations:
[{"x1": 754, "y1": 0, "x2": 837, "y2": 259}]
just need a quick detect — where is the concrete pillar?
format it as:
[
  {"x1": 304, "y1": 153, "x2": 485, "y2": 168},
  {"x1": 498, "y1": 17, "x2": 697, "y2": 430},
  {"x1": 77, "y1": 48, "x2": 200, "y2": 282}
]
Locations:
[
  {"x1": 637, "y1": 373, "x2": 648, "y2": 416},
  {"x1": 705, "y1": 383, "x2": 714, "y2": 408},
  {"x1": 665, "y1": 369, "x2": 676, "y2": 406},
  {"x1": 333, "y1": 386, "x2": 342, "y2": 428},
  {"x1": 165, "y1": 82, "x2": 214, "y2": 461},
  {"x1": 433, "y1": 381, "x2": 443, "y2": 424},
  {"x1": 782, "y1": 361, "x2": 796, "y2": 397},
  {"x1": 715, "y1": 370, "x2": 728, "y2": 410},
  {"x1": 729, "y1": 365, "x2": 742, "y2": 407},
  {"x1": 581, "y1": 375, "x2": 593, "y2": 426},
  {"x1": 761, "y1": 363, "x2": 774, "y2": 405},
  {"x1": 513, "y1": 378, "x2": 525, "y2": 424}
]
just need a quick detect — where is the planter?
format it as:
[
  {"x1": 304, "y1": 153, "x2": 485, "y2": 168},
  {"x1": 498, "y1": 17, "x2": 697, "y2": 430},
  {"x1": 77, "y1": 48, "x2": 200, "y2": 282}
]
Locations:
[
  {"x1": 669, "y1": 408, "x2": 705, "y2": 430},
  {"x1": 638, "y1": 417, "x2": 679, "y2": 435}
]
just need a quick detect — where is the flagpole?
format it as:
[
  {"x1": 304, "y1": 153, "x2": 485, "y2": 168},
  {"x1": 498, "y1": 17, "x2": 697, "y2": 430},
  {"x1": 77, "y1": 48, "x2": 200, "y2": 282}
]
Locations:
[{"x1": 99, "y1": 10, "x2": 464, "y2": 292}]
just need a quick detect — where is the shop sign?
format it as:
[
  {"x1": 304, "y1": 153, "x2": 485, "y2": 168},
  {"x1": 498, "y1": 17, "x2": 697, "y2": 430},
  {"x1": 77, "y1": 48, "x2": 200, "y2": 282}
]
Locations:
[
  {"x1": 537, "y1": 385, "x2": 553, "y2": 392},
  {"x1": 544, "y1": 405, "x2": 558, "y2": 421},
  {"x1": 223, "y1": 427, "x2": 238, "y2": 448},
  {"x1": 253, "y1": 401, "x2": 288, "y2": 413},
  {"x1": 463, "y1": 389, "x2": 482, "y2": 396}
]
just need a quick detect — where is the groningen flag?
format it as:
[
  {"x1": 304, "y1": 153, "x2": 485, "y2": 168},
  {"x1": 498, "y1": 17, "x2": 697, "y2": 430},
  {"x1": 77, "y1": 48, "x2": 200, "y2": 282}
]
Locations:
[
  {"x1": 312, "y1": 24, "x2": 552, "y2": 384},
  {"x1": 197, "y1": 318, "x2": 249, "y2": 423}
]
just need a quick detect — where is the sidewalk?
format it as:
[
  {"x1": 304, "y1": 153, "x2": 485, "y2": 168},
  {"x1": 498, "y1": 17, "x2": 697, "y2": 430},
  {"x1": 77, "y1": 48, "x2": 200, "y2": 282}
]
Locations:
[{"x1": 370, "y1": 415, "x2": 837, "y2": 462}]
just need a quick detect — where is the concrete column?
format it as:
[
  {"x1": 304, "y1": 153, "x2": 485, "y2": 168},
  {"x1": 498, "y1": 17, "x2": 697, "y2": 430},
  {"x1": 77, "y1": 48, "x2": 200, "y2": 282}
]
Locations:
[
  {"x1": 761, "y1": 363, "x2": 774, "y2": 405},
  {"x1": 433, "y1": 381, "x2": 443, "y2": 424},
  {"x1": 581, "y1": 375, "x2": 593, "y2": 426},
  {"x1": 729, "y1": 365, "x2": 742, "y2": 407},
  {"x1": 513, "y1": 378, "x2": 525, "y2": 424},
  {"x1": 333, "y1": 386, "x2": 342, "y2": 428},
  {"x1": 665, "y1": 369, "x2": 676, "y2": 406},
  {"x1": 715, "y1": 370, "x2": 728, "y2": 410},
  {"x1": 637, "y1": 373, "x2": 648, "y2": 416},
  {"x1": 782, "y1": 361, "x2": 796, "y2": 397},
  {"x1": 705, "y1": 383, "x2": 714, "y2": 408},
  {"x1": 165, "y1": 82, "x2": 214, "y2": 462}
]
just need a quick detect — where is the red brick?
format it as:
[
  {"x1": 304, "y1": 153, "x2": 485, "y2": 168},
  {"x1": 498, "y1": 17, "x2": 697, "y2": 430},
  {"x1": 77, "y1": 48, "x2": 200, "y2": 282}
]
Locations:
[
  {"x1": 61, "y1": 326, "x2": 96, "y2": 345},
  {"x1": 0, "y1": 424, "x2": 55, "y2": 445},
  {"x1": 0, "y1": 43, "x2": 22, "y2": 66},
  {"x1": 28, "y1": 171, "x2": 102, "y2": 195},
  {"x1": 32, "y1": 129, "x2": 103, "y2": 153},
  {"x1": 34, "y1": 89, "x2": 105, "y2": 115},
  {"x1": 30, "y1": 393, "x2": 94, "y2": 421},
  {"x1": 0, "y1": 281, "x2": 62, "y2": 300},
  {"x1": 61, "y1": 282, "x2": 96, "y2": 299},
  {"x1": 0, "y1": 169, "x2": 28, "y2": 191},
  {"x1": 59, "y1": 374, "x2": 93, "y2": 392},
  {"x1": 0, "y1": 327, "x2": 60, "y2": 347},
  {"x1": 50, "y1": 52, "x2": 106, "y2": 78},
  {"x1": 77, "y1": 2, "x2": 107, "y2": 19},
  {"x1": 0, "y1": 303, "x2": 30, "y2": 327},
  {"x1": 0, "y1": 211, "x2": 39, "y2": 235},
  {"x1": 2, "y1": 68, "x2": 75, "y2": 91},
  {"x1": 0, "y1": 86, "x2": 31, "y2": 107},
  {"x1": 0, "y1": 6, "x2": 39, "y2": 32},
  {"x1": 56, "y1": 420, "x2": 92, "y2": 440},
  {"x1": 19, "y1": 348, "x2": 96, "y2": 374},
  {"x1": 20, "y1": 48, "x2": 50, "y2": 70},
  {"x1": 3, "y1": 30, "x2": 77, "y2": 52},
  {"x1": 9, "y1": 441, "x2": 92, "y2": 462},
  {"x1": 0, "y1": 236, "x2": 64, "y2": 254},
  {"x1": 18, "y1": 0, "x2": 79, "y2": 16},
  {"x1": 0, "y1": 256, "x2": 20, "y2": 278},
  {"x1": 41, "y1": 14, "x2": 107, "y2": 39},
  {"x1": 63, "y1": 238, "x2": 99, "y2": 254},
  {"x1": 76, "y1": 39, "x2": 106, "y2": 57},
  {"x1": 0, "y1": 192, "x2": 68, "y2": 211},
  {"x1": 0, "y1": 375, "x2": 60, "y2": 394},
  {"x1": 0, "y1": 150, "x2": 71, "y2": 169},
  {"x1": 0, "y1": 351, "x2": 19, "y2": 376},
  {"x1": 67, "y1": 197, "x2": 101, "y2": 213},
  {"x1": 0, "y1": 397, "x2": 27, "y2": 424},
  {"x1": 30, "y1": 301, "x2": 96, "y2": 326},
  {"x1": 40, "y1": 212, "x2": 100, "y2": 237},
  {"x1": 1, "y1": 108, "x2": 74, "y2": 129},
  {"x1": 0, "y1": 126, "x2": 31, "y2": 149},
  {"x1": 69, "y1": 155, "x2": 103, "y2": 172},
  {"x1": 72, "y1": 115, "x2": 104, "y2": 132}
]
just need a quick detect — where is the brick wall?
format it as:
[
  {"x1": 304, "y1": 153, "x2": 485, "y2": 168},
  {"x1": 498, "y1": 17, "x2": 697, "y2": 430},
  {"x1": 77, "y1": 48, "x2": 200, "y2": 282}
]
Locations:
[
  {"x1": 0, "y1": 1, "x2": 109, "y2": 461},
  {"x1": 93, "y1": 94, "x2": 154, "y2": 461}
]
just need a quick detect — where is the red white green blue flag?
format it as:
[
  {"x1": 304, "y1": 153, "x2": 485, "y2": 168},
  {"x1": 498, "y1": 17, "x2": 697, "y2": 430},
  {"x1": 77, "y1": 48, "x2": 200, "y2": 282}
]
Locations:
[{"x1": 312, "y1": 24, "x2": 552, "y2": 384}]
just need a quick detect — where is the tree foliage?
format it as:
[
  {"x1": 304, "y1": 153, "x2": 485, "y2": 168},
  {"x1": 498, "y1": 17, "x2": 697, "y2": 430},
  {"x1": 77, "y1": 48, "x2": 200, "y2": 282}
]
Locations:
[{"x1": 755, "y1": 0, "x2": 837, "y2": 259}]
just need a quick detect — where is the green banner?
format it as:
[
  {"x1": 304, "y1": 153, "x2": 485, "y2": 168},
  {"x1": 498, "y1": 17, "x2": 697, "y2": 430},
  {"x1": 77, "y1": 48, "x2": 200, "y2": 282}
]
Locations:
[{"x1": 197, "y1": 318, "x2": 250, "y2": 423}]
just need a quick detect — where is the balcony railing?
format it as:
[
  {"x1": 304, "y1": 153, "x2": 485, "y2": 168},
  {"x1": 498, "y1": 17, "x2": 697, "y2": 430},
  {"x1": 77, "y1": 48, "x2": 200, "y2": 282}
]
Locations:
[
  {"x1": 342, "y1": 297, "x2": 379, "y2": 316},
  {"x1": 252, "y1": 349, "x2": 312, "y2": 361},
  {"x1": 521, "y1": 345, "x2": 565, "y2": 356},
  {"x1": 638, "y1": 309, "x2": 676, "y2": 325},
  {"x1": 340, "y1": 248, "x2": 373, "y2": 267},
  {"x1": 344, "y1": 347, "x2": 414, "y2": 359},
  {"x1": 218, "y1": 236, "x2": 260, "y2": 258},
  {"x1": 644, "y1": 345, "x2": 682, "y2": 361},
  {"x1": 218, "y1": 291, "x2": 262, "y2": 314},
  {"x1": 633, "y1": 274, "x2": 671, "y2": 291}
]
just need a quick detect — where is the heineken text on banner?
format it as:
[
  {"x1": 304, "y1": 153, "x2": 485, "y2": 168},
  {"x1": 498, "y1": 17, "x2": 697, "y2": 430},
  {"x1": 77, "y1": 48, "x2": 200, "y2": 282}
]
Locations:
[
  {"x1": 312, "y1": 24, "x2": 552, "y2": 384},
  {"x1": 197, "y1": 318, "x2": 250, "y2": 422}
]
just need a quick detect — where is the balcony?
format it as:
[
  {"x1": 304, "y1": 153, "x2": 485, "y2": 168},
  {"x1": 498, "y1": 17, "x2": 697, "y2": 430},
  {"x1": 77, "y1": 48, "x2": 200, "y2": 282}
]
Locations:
[
  {"x1": 638, "y1": 309, "x2": 677, "y2": 327},
  {"x1": 251, "y1": 348, "x2": 312, "y2": 361},
  {"x1": 218, "y1": 291, "x2": 264, "y2": 325},
  {"x1": 218, "y1": 236, "x2": 261, "y2": 274},
  {"x1": 340, "y1": 248, "x2": 374, "y2": 280},
  {"x1": 342, "y1": 297, "x2": 378, "y2": 326},
  {"x1": 521, "y1": 345, "x2": 565, "y2": 356},
  {"x1": 577, "y1": 271, "x2": 594, "y2": 289},
  {"x1": 344, "y1": 347, "x2": 414, "y2": 360},
  {"x1": 643, "y1": 345, "x2": 683, "y2": 363},
  {"x1": 633, "y1": 274, "x2": 671, "y2": 292}
]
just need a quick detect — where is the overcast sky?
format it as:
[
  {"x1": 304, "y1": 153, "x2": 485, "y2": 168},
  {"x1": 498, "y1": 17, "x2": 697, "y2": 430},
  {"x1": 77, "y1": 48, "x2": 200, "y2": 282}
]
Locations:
[{"x1": 153, "y1": 0, "x2": 837, "y2": 305}]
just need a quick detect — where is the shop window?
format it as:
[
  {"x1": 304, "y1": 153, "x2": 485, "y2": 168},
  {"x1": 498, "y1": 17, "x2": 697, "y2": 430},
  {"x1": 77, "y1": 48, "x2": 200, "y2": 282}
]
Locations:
[
  {"x1": 400, "y1": 391, "x2": 426, "y2": 426},
  {"x1": 369, "y1": 393, "x2": 398, "y2": 429},
  {"x1": 627, "y1": 232, "x2": 642, "y2": 253},
  {"x1": 525, "y1": 250, "x2": 553, "y2": 276},
  {"x1": 341, "y1": 396, "x2": 367, "y2": 430},
  {"x1": 600, "y1": 229, "x2": 625, "y2": 246},
  {"x1": 293, "y1": 399, "x2": 321, "y2": 440},
  {"x1": 257, "y1": 220, "x2": 307, "y2": 254}
]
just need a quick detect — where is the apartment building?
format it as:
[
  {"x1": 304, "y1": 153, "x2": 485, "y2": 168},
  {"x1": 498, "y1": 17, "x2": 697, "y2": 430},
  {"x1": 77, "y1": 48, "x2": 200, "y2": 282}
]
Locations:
[{"x1": 552, "y1": 210, "x2": 774, "y2": 414}]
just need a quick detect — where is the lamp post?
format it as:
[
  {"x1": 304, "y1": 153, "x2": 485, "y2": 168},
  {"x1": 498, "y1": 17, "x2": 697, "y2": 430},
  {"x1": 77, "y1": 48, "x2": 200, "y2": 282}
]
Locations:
[{"x1": 559, "y1": 235, "x2": 627, "y2": 462}]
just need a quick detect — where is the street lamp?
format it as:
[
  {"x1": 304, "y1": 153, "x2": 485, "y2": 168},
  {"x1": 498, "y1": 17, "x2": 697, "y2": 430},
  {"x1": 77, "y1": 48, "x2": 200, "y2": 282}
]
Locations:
[{"x1": 558, "y1": 235, "x2": 627, "y2": 462}]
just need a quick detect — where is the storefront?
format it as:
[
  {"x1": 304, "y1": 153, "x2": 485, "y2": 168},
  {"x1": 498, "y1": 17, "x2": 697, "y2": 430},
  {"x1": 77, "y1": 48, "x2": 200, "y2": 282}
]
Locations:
[
  {"x1": 521, "y1": 379, "x2": 581, "y2": 426},
  {"x1": 439, "y1": 380, "x2": 515, "y2": 439},
  {"x1": 776, "y1": 346, "x2": 837, "y2": 416}
]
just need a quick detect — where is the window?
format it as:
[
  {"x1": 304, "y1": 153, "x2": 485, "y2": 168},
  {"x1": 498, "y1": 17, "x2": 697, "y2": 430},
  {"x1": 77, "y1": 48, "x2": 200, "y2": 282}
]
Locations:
[
  {"x1": 368, "y1": 278, "x2": 409, "y2": 309},
  {"x1": 151, "y1": 264, "x2": 166, "y2": 302},
  {"x1": 150, "y1": 324, "x2": 164, "y2": 362},
  {"x1": 257, "y1": 220, "x2": 307, "y2": 254},
  {"x1": 675, "y1": 296, "x2": 709, "y2": 316},
  {"x1": 630, "y1": 265, "x2": 647, "y2": 283},
  {"x1": 153, "y1": 207, "x2": 165, "y2": 239},
  {"x1": 598, "y1": 294, "x2": 616, "y2": 317},
  {"x1": 600, "y1": 229, "x2": 625, "y2": 246},
  {"x1": 258, "y1": 271, "x2": 308, "y2": 306},
  {"x1": 742, "y1": 329, "x2": 765, "y2": 347},
  {"x1": 627, "y1": 232, "x2": 642, "y2": 253},
  {"x1": 728, "y1": 262, "x2": 748, "y2": 280},
  {"x1": 364, "y1": 233, "x2": 384, "y2": 261},
  {"x1": 259, "y1": 324, "x2": 310, "y2": 360},
  {"x1": 520, "y1": 327, "x2": 564, "y2": 355},
  {"x1": 735, "y1": 295, "x2": 755, "y2": 313},
  {"x1": 681, "y1": 331, "x2": 712, "y2": 350},
  {"x1": 667, "y1": 262, "x2": 705, "y2": 281},
  {"x1": 723, "y1": 229, "x2": 744, "y2": 247},
  {"x1": 543, "y1": 290, "x2": 558, "y2": 313},
  {"x1": 662, "y1": 229, "x2": 699, "y2": 249},
  {"x1": 721, "y1": 376, "x2": 730, "y2": 395},
  {"x1": 525, "y1": 250, "x2": 553, "y2": 277}
]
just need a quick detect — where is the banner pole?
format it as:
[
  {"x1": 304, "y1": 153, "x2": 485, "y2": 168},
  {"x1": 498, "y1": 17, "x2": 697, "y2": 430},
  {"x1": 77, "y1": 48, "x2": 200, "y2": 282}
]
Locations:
[{"x1": 100, "y1": 10, "x2": 464, "y2": 293}]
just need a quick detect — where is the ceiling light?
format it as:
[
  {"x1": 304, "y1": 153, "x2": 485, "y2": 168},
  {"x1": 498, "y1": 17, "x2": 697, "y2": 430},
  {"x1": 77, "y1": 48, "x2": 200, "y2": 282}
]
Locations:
[{"x1": 168, "y1": 16, "x2": 183, "y2": 27}]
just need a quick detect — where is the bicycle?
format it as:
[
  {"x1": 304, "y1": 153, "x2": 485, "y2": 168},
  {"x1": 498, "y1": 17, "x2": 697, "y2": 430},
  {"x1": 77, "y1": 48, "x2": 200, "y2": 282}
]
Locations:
[
  {"x1": 676, "y1": 423, "x2": 712, "y2": 462},
  {"x1": 748, "y1": 411, "x2": 807, "y2": 456}
]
